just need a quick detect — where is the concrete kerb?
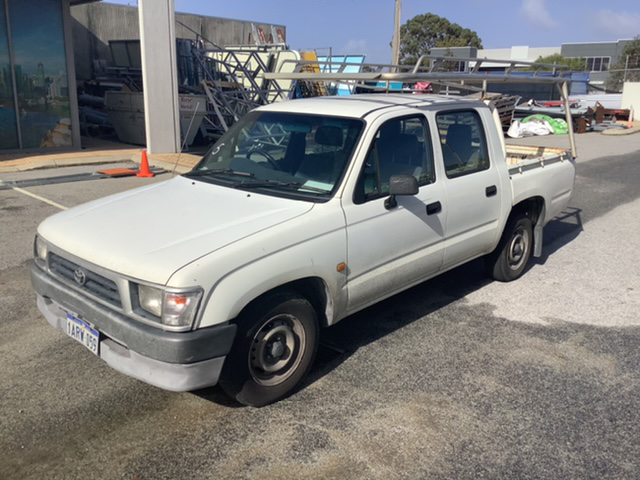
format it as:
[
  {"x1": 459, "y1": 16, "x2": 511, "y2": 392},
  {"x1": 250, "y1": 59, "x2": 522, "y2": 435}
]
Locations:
[
  {"x1": 601, "y1": 121, "x2": 640, "y2": 136},
  {"x1": 0, "y1": 150, "x2": 201, "y2": 175},
  {"x1": 0, "y1": 152, "x2": 139, "y2": 174}
]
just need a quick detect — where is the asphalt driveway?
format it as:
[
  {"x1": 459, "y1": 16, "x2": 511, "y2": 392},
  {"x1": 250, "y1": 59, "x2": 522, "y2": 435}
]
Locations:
[{"x1": 1, "y1": 133, "x2": 639, "y2": 479}]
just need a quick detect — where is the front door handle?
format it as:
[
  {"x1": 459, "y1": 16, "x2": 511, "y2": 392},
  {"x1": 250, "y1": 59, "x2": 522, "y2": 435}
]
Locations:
[
  {"x1": 426, "y1": 201, "x2": 442, "y2": 215},
  {"x1": 486, "y1": 185, "x2": 497, "y2": 197}
]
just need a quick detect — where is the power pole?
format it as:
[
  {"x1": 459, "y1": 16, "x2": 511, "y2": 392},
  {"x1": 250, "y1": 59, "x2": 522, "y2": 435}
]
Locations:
[{"x1": 391, "y1": 0, "x2": 402, "y2": 67}]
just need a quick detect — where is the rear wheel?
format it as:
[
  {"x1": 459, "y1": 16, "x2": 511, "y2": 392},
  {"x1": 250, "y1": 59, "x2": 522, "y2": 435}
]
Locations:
[
  {"x1": 486, "y1": 212, "x2": 533, "y2": 282},
  {"x1": 219, "y1": 293, "x2": 319, "y2": 407}
]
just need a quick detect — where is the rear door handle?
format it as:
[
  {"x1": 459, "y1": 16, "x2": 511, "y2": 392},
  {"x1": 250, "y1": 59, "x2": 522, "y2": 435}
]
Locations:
[
  {"x1": 486, "y1": 185, "x2": 497, "y2": 197},
  {"x1": 426, "y1": 201, "x2": 442, "y2": 215}
]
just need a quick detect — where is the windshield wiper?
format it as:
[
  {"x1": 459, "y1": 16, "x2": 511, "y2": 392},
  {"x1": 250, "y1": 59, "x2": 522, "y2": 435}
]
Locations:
[
  {"x1": 233, "y1": 179, "x2": 331, "y2": 195},
  {"x1": 184, "y1": 169, "x2": 254, "y2": 178}
]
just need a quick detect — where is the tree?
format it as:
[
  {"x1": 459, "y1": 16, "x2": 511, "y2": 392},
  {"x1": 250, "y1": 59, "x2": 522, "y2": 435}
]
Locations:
[
  {"x1": 606, "y1": 36, "x2": 640, "y2": 92},
  {"x1": 534, "y1": 54, "x2": 586, "y2": 72},
  {"x1": 398, "y1": 13, "x2": 482, "y2": 65}
]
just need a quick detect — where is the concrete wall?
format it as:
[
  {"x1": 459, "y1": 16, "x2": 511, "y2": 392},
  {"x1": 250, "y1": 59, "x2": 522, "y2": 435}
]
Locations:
[
  {"x1": 561, "y1": 40, "x2": 632, "y2": 65},
  {"x1": 438, "y1": 46, "x2": 562, "y2": 70},
  {"x1": 425, "y1": 41, "x2": 633, "y2": 87},
  {"x1": 561, "y1": 40, "x2": 633, "y2": 86},
  {"x1": 428, "y1": 47, "x2": 477, "y2": 72},
  {"x1": 70, "y1": 2, "x2": 286, "y2": 81},
  {"x1": 430, "y1": 46, "x2": 477, "y2": 59},
  {"x1": 477, "y1": 46, "x2": 560, "y2": 63},
  {"x1": 621, "y1": 82, "x2": 640, "y2": 111}
]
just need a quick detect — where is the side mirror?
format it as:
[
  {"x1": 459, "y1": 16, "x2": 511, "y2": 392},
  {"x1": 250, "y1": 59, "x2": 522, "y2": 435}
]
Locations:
[{"x1": 385, "y1": 175, "x2": 419, "y2": 210}]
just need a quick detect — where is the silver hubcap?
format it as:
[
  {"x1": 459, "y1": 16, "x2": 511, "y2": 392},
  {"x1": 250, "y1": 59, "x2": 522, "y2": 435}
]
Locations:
[
  {"x1": 508, "y1": 226, "x2": 530, "y2": 271},
  {"x1": 249, "y1": 315, "x2": 305, "y2": 386}
]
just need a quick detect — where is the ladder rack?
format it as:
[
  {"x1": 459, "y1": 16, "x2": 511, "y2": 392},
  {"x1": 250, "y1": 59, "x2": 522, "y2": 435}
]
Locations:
[{"x1": 263, "y1": 55, "x2": 577, "y2": 157}]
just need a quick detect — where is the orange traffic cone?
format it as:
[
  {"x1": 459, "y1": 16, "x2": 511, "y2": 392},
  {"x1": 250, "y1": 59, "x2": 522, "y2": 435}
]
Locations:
[
  {"x1": 628, "y1": 107, "x2": 634, "y2": 129},
  {"x1": 137, "y1": 150, "x2": 154, "y2": 178}
]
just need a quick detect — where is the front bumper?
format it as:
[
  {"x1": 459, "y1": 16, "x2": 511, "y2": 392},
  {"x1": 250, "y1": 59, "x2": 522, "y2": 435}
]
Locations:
[{"x1": 32, "y1": 263, "x2": 236, "y2": 391}]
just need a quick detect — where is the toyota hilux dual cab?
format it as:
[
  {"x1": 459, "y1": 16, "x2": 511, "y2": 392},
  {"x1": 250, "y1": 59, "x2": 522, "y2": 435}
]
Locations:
[{"x1": 32, "y1": 94, "x2": 576, "y2": 406}]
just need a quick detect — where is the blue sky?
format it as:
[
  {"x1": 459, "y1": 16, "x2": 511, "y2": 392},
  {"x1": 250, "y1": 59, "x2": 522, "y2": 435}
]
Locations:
[{"x1": 107, "y1": 0, "x2": 640, "y2": 63}]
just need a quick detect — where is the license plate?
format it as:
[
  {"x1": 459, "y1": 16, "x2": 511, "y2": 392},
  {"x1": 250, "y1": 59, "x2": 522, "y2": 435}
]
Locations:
[{"x1": 66, "y1": 313, "x2": 99, "y2": 355}]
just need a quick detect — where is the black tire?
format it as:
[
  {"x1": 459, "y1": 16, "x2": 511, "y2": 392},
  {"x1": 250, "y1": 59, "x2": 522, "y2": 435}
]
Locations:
[
  {"x1": 486, "y1": 212, "x2": 533, "y2": 282},
  {"x1": 219, "y1": 293, "x2": 319, "y2": 407}
]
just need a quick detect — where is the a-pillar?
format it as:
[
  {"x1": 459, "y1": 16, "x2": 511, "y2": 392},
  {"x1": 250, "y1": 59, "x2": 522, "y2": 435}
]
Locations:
[{"x1": 138, "y1": 0, "x2": 180, "y2": 153}]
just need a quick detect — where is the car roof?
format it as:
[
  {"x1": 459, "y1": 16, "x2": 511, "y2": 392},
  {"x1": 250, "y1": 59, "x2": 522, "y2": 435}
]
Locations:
[{"x1": 257, "y1": 94, "x2": 485, "y2": 119}]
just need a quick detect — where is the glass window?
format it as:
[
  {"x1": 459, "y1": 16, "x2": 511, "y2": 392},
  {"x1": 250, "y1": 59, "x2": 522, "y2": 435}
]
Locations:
[
  {"x1": 9, "y1": 0, "x2": 71, "y2": 149},
  {"x1": 0, "y1": 0, "x2": 19, "y2": 149},
  {"x1": 436, "y1": 110, "x2": 490, "y2": 179},
  {"x1": 354, "y1": 115, "x2": 435, "y2": 203},
  {"x1": 585, "y1": 56, "x2": 611, "y2": 72},
  {"x1": 593, "y1": 57, "x2": 602, "y2": 72},
  {"x1": 189, "y1": 111, "x2": 363, "y2": 201},
  {"x1": 127, "y1": 41, "x2": 142, "y2": 69},
  {"x1": 109, "y1": 42, "x2": 130, "y2": 68}
]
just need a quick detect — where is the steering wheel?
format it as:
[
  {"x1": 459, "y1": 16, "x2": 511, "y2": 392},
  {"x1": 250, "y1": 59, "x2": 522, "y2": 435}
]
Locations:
[{"x1": 247, "y1": 150, "x2": 280, "y2": 170}]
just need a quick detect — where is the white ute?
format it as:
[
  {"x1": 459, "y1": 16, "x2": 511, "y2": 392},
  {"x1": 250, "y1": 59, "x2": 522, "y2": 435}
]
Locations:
[{"x1": 32, "y1": 94, "x2": 576, "y2": 406}]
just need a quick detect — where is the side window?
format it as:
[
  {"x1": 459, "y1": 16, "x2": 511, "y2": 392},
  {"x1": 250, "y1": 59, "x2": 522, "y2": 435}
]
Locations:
[
  {"x1": 355, "y1": 116, "x2": 435, "y2": 204},
  {"x1": 436, "y1": 110, "x2": 490, "y2": 179}
]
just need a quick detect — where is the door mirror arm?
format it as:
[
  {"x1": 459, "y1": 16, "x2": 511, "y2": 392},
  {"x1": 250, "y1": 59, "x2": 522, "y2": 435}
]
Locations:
[
  {"x1": 385, "y1": 175, "x2": 419, "y2": 210},
  {"x1": 384, "y1": 195, "x2": 398, "y2": 210}
]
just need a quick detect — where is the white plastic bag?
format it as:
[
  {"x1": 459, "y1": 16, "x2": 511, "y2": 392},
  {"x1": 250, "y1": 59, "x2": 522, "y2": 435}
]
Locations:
[{"x1": 507, "y1": 119, "x2": 554, "y2": 138}]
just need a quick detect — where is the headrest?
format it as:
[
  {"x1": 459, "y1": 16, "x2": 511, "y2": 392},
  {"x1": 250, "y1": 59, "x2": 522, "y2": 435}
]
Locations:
[
  {"x1": 315, "y1": 126, "x2": 343, "y2": 147},
  {"x1": 446, "y1": 124, "x2": 472, "y2": 145},
  {"x1": 379, "y1": 121, "x2": 401, "y2": 139}
]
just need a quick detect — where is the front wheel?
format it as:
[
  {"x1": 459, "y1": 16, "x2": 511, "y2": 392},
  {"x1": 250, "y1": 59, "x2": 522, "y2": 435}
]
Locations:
[
  {"x1": 219, "y1": 293, "x2": 319, "y2": 407},
  {"x1": 485, "y1": 212, "x2": 533, "y2": 282}
]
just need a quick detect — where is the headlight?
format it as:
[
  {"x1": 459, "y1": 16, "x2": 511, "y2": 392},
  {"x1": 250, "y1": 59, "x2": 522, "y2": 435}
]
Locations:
[
  {"x1": 138, "y1": 285, "x2": 163, "y2": 317},
  {"x1": 34, "y1": 235, "x2": 48, "y2": 267},
  {"x1": 138, "y1": 285, "x2": 203, "y2": 328}
]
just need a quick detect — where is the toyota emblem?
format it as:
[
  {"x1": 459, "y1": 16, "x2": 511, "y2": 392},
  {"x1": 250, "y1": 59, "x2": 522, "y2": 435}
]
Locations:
[{"x1": 74, "y1": 268, "x2": 87, "y2": 286}]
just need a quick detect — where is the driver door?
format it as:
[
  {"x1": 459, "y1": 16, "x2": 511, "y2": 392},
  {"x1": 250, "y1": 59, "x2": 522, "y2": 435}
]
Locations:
[{"x1": 342, "y1": 114, "x2": 446, "y2": 312}]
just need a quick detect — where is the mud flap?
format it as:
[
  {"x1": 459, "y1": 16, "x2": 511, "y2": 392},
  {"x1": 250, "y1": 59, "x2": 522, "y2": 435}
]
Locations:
[
  {"x1": 533, "y1": 204, "x2": 545, "y2": 258},
  {"x1": 533, "y1": 222, "x2": 543, "y2": 258}
]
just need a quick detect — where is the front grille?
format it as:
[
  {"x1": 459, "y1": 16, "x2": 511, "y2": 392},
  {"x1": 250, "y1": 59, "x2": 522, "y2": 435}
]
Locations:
[{"x1": 49, "y1": 253, "x2": 122, "y2": 307}]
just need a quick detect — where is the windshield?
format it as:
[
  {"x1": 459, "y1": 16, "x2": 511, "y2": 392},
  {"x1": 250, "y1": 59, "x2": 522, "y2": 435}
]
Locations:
[{"x1": 186, "y1": 111, "x2": 364, "y2": 201}]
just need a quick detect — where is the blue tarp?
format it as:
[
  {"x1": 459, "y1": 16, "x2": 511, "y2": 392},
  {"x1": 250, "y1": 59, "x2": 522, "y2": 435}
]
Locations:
[
  {"x1": 317, "y1": 55, "x2": 366, "y2": 96},
  {"x1": 569, "y1": 72, "x2": 589, "y2": 95}
]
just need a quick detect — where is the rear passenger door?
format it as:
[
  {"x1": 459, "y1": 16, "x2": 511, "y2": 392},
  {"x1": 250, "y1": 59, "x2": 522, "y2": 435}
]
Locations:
[
  {"x1": 435, "y1": 109, "x2": 502, "y2": 269},
  {"x1": 342, "y1": 114, "x2": 446, "y2": 312}
]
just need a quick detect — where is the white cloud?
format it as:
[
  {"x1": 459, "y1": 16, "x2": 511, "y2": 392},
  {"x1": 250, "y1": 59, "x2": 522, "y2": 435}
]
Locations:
[
  {"x1": 591, "y1": 10, "x2": 640, "y2": 38},
  {"x1": 520, "y1": 0, "x2": 558, "y2": 30},
  {"x1": 340, "y1": 39, "x2": 368, "y2": 55}
]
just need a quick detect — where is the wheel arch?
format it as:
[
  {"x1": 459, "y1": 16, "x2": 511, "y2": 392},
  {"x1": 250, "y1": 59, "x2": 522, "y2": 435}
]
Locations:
[
  {"x1": 234, "y1": 276, "x2": 334, "y2": 329},
  {"x1": 511, "y1": 196, "x2": 545, "y2": 257}
]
